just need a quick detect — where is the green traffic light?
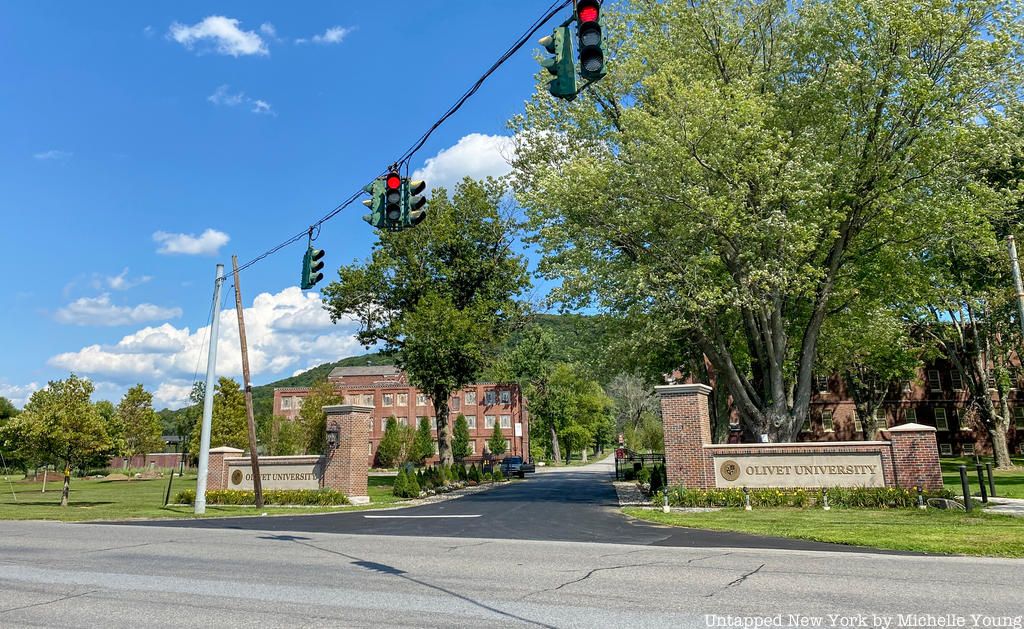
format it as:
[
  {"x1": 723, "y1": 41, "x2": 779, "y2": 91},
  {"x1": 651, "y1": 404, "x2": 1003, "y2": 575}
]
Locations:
[
  {"x1": 362, "y1": 179, "x2": 386, "y2": 229},
  {"x1": 301, "y1": 246, "x2": 326, "y2": 290},
  {"x1": 538, "y1": 26, "x2": 577, "y2": 100}
]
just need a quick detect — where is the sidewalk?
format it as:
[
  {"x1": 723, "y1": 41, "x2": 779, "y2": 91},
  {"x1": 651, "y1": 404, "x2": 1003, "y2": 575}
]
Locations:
[{"x1": 984, "y1": 496, "x2": 1024, "y2": 517}]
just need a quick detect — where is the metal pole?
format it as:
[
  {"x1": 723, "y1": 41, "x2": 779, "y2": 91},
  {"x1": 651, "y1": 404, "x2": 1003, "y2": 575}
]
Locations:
[
  {"x1": 231, "y1": 256, "x2": 264, "y2": 508},
  {"x1": 194, "y1": 264, "x2": 224, "y2": 515},
  {"x1": 986, "y1": 462, "x2": 996, "y2": 497},
  {"x1": 163, "y1": 442, "x2": 177, "y2": 507},
  {"x1": 1007, "y1": 236, "x2": 1024, "y2": 337},
  {"x1": 959, "y1": 465, "x2": 972, "y2": 512},
  {"x1": 975, "y1": 464, "x2": 988, "y2": 503}
]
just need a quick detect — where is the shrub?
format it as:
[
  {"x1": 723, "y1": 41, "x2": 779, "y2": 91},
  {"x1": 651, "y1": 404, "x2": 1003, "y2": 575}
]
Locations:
[
  {"x1": 406, "y1": 468, "x2": 421, "y2": 496},
  {"x1": 470, "y1": 464, "x2": 482, "y2": 483},
  {"x1": 172, "y1": 488, "x2": 348, "y2": 506},
  {"x1": 661, "y1": 485, "x2": 954, "y2": 509},
  {"x1": 493, "y1": 467, "x2": 505, "y2": 482},
  {"x1": 649, "y1": 465, "x2": 664, "y2": 495},
  {"x1": 636, "y1": 467, "x2": 651, "y2": 485},
  {"x1": 393, "y1": 468, "x2": 408, "y2": 498}
]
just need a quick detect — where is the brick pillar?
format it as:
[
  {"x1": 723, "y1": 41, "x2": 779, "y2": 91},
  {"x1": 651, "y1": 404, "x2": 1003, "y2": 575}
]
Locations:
[
  {"x1": 886, "y1": 423, "x2": 943, "y2": 490},
  {"x1": 656, "y1": 384, "x2": 714, "y2": 489},
  {"x1": 322, "y1": 404, "x2": 373, "y2": 504},
  {"x1": 207, "y1": 446, "x2": 243, "y2": 490}
]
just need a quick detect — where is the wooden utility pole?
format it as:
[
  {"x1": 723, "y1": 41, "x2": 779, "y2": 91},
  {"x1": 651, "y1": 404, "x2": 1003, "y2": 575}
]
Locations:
[{"x1": 232, "y1": 255, "x2": 264, "y2": 508}]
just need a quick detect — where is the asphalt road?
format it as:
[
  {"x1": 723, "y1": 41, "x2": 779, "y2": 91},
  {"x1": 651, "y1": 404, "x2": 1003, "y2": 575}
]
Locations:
[{"x1": 119, "y1": 458, "x2": 885, "y2": 553}]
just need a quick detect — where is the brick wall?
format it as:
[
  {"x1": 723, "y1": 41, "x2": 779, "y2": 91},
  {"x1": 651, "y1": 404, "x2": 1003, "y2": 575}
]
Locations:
[
  {"x1": 322, "y1": 404, "x2": 372, "y2": 503},
  {"x1": 206, "y1": 447, "x2": 242, "y2": 490}
]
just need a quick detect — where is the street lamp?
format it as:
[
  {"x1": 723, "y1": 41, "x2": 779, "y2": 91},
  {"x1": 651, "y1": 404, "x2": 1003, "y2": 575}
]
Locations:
[{"x1": 326, "y1": 423, "x2": 340, "y2": 450}]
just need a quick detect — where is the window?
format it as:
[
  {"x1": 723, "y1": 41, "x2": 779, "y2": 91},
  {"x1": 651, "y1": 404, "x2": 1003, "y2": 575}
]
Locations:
[
  {"x1": 465, "y1": 391, "x2": 477, "y2": 405},
  {"x1": 927, "y1": 370, "x2": 942, "y2": 392},
  {"x1": 815, "y1": 375, "x2": 829, "y2": 393},
  {"x1": 485, "y1": 415, "x2": 496, "y2": 429},
  {"x1": 950, "y1": 370, "x2": 964, "y2": 391},
  {"x1": 801, "y1": 416, "x2": 811, "y2": 432},
  {"x1": 369, "y1": 442, "x2": 373, "y2": 455},
  {"x1": 451, "y1": 396, "x2": 461, "y2": 411},
  {"x1": 934, "y1": 408, "x2": 949, "y2": 431},
  {"x1": 873, "y1": 407, "x2": 886, "y2": 429},
  {"x1": 853, "y1": 415, "x2": 863, "y2": 433},
  {"x1": 399, "y1": 416, "x2": 408, "y2": 427},
  {"x1": 465, "y1": 415, "x2": 477, "y2": 429},
  {"x1": 381, "y1": 417, "x2": 388, "y2": 432},
  {"x1": 485, "y1": 390, "x2": 496, "y2": 405},
  {"x1": 987, "y1": 374, "x2": 996, "y2": 390},
  {"x1": 294, "y1": 397, "x2": 304, "y2": 409},
  {"x1": 382, "y1": 393, "x2": 394, "y2": 407},
  {"x1": 355, "y1": 393, "x2": 374, "y2": 406},
  {"x1": 280, "y1": 397, "x2": 292, "y2": 410},
  {"x1": 432, "y1": 441, "x2": 439, "y2": 455},
  {"x1": 397, "y1": 393, "x2": 409, "y2": 406},
  {"x1": 905, "y1": 408, "x2": 917, "y2": 423},
  {"x1": 505, "y1": 439, "x2": 511, "y2": 451},
  {"x1": 901, "y1": 380, "x2": 912, "y2": 393},
  {"x1": 469, "y1": 441, "x2": 476, "y2": 455},
  {"x1": 821, "y1": 410, "x2": 834, "y2": 432},
  {"x1": 1014, "y1": 407, "x2": 1024, "y2": 429},
  {"x1": 939, "y1": 443, "x2": 953, "y2": 456},
  {"x1": 430, "y1": 416, "x2": 437, "y2": 432},
  {"x1": 368, "y1": 417, "x2": 374, "y2": 432},
  {"x1": 500, "y1": 390, "x2": 511, "y2": 405},
  {"x1": 963, "y1": 443, "x2": 976, "y2": 456},
  {"x1": 500, "y1": 415, "x2": 512, "y2": 429},
  {"x1": 416, "y1": 393, "x2": 428, "y2": 406}
]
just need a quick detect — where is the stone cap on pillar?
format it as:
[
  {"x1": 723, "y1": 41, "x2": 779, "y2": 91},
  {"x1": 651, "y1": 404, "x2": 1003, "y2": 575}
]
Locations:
[
  {"x1": 323, "y1": 404, "x2": 375, "y2": 415},
  {"x1": 885, "y1": 423, "x2": 937, "y2": 433},
  {"x1": 654, "y1": 383, "x2": 712, "y2": 397},
  {"x1": 209, "y1": 446, "x2": 244, "y2": 454}
]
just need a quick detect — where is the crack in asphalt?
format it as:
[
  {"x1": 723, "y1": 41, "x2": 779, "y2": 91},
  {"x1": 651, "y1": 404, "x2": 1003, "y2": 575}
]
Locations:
[
  {"x1": 81, "y1": 541, "x2": 166, "y2": 555},
  {"x1": 0, "y1": 588, "x2": 98, "y2": 614},
  {"x1": 704, "y1": 563, "x2": 766, "y2": 598},
  {"x1": 445, "y1": 541, "x2": 491, "y2": 552}
]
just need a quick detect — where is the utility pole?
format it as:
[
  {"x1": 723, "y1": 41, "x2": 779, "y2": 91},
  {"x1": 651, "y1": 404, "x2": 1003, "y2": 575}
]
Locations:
[
  {"x1": 195, "y1": 263, "x2": 224, "y2": 515},
  {"x1": 232, "y1": 255, "x2": 264, "y2": 508},
  {"x1": 1008, "y1": 236, "x2": 1024, "y2": 337}
]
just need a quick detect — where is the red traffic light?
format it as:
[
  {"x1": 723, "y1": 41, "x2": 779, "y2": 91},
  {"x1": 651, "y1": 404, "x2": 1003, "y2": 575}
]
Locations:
[
  {"x1": 386, "y1": 173, "x2": 402, "y2": 190},
  {"x1": 578, "y1": 1, "x2": 599, "y2": 24}
]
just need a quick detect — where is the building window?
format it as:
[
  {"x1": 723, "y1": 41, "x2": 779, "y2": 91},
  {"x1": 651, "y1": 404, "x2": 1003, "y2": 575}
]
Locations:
[
  {"x1": 901, "y1": 380, "x2": 912, "y2": 393},
  {"x1": 416, "y1": 393, "x2": 428, "y2": 406},
  {"x1": 1015, "y1": 407, "x2": 1024, "y2": 429},
  {"x1": 500, "y1": 415, "x2": 511, "y2": 429},
  {"x1": 821, "y1": 410, "x2": 834, "y2": 432},
  {"x1": 382, "y1": 393, "x2": 394, "y2": 406},
  {"x1": 465, "y1": 391, "x2": 477, "y2": 406},
  {"x1": 939, "y1": 443, "x2": 953, "y2": 456},
  {"x1": 433, "y1": 441, "x2": 439, "y2": 455},
  {"x1": 505, "y1": 439, "x2": 511, "y2": 451},
  {"x1": 281, "y1": 397, "x2": 292, "y2": 410},
  {"x1": 295, "y1": 397, "x2": 304, "y2": 409},
  {"x1": 485, "y1": 390, "x2": 496, "y2": 405},
  {"x1": 451, "y1": 396, "x2": 461, "y2": 411},
  {"x1": 399, "y1": 416, "x2": 408, "y2": 427},
  {"x1": 853, "y1": 415, "x2": 863, "y2": 433},
  {"x1": 469, "y1": 441, "x2": 476, "y2": 455},
  {"x1": 963, "y1": 443, "x2": 976, "y2": 456},
  {"x1": 397, "y1": 393, "x2": 408, "y2": 406},
  {"x1": 356, "y1": 393, "x2": 374, "y2": 407},
  {"x1": 927, "y1": 370, "x2": 942, "y2": 392},
  {"x1": 368, "y1": 417, "x2": 374, "y2": 432},
  {"x1": 368, "y1": 442, "x2": 373, "y2": 455},
  {"x1": 873, "y1": 407, "x2": 886, "y2": 429},
  {"x1": 950, "y1": 370, "x2": 964, "y2": 391},
  {"x1": 934, "y1": 408, "x2": 949, "y2": 431},
  {"x1": 801, "y1": 416, "x2": 811, "y2": 432},
  {"x1": 905, "y1": 408, "x2": 917, "y2": 423},
  {"x1": 430, "y1": 416, "x2": 437, "y2": 432},
  {"x1": 465, "y1": 415, "x2": 477, "y2": 429},
  {"x1": 500, "y1": 390, "x2": 511, "y2": 405},
  {"x1": 485, "y1": 415, "x2": 496, "y2": 429},
  {"x1": 815, "y1": 375, "x2": 829, "y2": 393},
  {"x1": 987, "y1": 374, "x2": 996, "y2": 390}
]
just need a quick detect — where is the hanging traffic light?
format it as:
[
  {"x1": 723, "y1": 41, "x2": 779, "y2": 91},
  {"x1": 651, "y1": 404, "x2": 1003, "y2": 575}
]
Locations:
[
  {"x1": 384, "y1": 170, "x2": 403, "y2": 230},
  {"x1": 301, "y1": 246, "x2": 325, "y2": 289},
  {"x1": 538, "y1": 26, "x2": 577, "y2": 100},
  {"x1": 361, "y1": 178, "x2": 386, "y2": 228},
  {"x1": 405, "y1": 179, "x2": 427, "y2": 227},
  {"x1": 576, "y1": 0, "x2": 606, "y2": 81}
]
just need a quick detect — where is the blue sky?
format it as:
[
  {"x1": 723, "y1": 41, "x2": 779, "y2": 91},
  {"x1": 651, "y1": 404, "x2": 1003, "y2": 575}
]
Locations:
[{"x1": 0, "y1": 1, "x2": 556, "y2": 409}]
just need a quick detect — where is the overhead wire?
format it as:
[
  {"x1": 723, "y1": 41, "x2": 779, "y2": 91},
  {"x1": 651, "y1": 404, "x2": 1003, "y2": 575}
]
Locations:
[{"x1": 222, "y1": 0, "x2": 574, "y2": 281}]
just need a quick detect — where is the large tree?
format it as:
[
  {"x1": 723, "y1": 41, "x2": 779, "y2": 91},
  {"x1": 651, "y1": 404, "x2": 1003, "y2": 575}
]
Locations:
[
  {"x1": 323, "y1": 178, "x2": 529, "y2": 464},
  {"x1": 189, "y1": 378, "x2": 249, "y2": 456},
  {"x1": 7, "y1": 375, "x2": 111, "y2": 506},
  {"x1": 116, "y1": 384, "x2": 164, "y2": 458},
  {"x1": 512, "y1": 0, "x2": 1024, "y2": 441},
  {"x1": 296, "y1": 380, "x2": 342, "y2": 455}
]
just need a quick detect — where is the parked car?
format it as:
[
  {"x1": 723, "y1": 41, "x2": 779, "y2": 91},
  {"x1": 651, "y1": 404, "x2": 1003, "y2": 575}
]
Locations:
[{"x1": 500, "y1": 456, "x2": 535, "y2": 479}]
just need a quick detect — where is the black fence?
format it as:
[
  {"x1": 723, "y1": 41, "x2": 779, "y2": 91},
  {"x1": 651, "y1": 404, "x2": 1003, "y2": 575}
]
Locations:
[{"x1": 614, "y1": 448, "x2": 665, "y2": 481}]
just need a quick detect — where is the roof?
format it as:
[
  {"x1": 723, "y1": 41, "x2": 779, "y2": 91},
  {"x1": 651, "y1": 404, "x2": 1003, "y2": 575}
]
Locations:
[{"x1": 328, "y1": 365, "x2": 402, "y2": 378}]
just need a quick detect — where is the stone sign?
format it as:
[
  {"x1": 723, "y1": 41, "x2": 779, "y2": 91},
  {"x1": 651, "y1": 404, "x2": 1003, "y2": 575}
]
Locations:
[
  {"x1": 712, "y1": 453, "x2": 885, "y2": 488},
  {"x1": 226, "y1": 460, "x2": 322, "y2": 490}
]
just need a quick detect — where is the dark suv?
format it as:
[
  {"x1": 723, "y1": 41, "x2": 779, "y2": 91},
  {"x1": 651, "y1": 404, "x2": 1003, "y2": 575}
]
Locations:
[{"x1": 500, "y1": 456, "x2": 535, "y2": 479}]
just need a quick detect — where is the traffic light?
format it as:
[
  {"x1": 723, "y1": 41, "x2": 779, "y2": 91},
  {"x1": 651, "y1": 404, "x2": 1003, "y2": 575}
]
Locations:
[
  {"x1": 361, "y1": 178, "x2": 385, "y2": 228},
  {"x1": 384, "y1": 169, "x2": 403, "y2": 230},
  {"x1": 405, "y1": 179, "x2": 427, "y2": 227},
  {"x1": 301, "y1": 246, "x2": 325, "y2": 290},
  {"x1": 538, "y1": 26, "x2": 577, "y2": 100},
  {"x1": 576, "y1": 0, "x2": 606, "y2": 81}
]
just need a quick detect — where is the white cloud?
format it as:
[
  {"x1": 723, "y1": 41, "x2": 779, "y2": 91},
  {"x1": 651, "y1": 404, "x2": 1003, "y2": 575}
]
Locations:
[
  {"x1": 168, "y1": 16, "x2": 268, "y2": 57},
  {"x1": 153, "y1": 228, "x2": 230, "y2": 256},
  {"x1": 251, "y1": 99, "x2": 274, "y2": 115},
  {"x1": 412, "y1": 133, "x2": 515, "y2": 191},
  {"x1": 49, "y1": 288, "x2": 364, "y2": 408},
  {"x1": 310, "y1": 26, "x2": 352, "y2": 44},
  {"x1": 259, "y1": 22, "x2": 277, "y2": 37},
  {"x1": 207, "y1": 85, "x2": 274, "y2": 116},
  {"x1": 33, "y1": 149, "x2": 72, "y2": 161},
  {"x1": 96, "y1": 268, "x2": 152, "y2": 291},
  {"x1": 0, "y1": 381, "x2": 40, "y2": 408},
  {"x1": 54, "y1": 294, "x2": 183, "y2": 327}
]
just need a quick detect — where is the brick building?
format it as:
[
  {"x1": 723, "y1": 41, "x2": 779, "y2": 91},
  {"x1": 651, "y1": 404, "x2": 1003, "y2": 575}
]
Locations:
[{"x1": 273, "y1": 366, "x2": 528, "y2": 465}]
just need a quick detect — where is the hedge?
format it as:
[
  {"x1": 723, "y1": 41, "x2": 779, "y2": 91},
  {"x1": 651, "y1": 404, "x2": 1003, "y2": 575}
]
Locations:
[
  {"x1": 659, "y1": 485, "x2": 954, "y2": 509},
  {"x1": 173, "y1": 488, "x2": 349, "y2": 506}
]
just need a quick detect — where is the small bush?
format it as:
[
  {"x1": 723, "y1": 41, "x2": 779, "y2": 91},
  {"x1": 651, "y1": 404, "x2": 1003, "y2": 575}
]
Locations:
[
  {"x1": 636, "y1": 468, "x2": 651, "y2": 485},
  {"x1": 493, "y1": 467, "x2": 505, "y2": 482},
  {"x1": 393, "y1": 468, "x2": 409, "y2": 498},
  {"x1": 649, "y1": 465, "x2": 664, "y2": 494},
  {"x1": 172, "y1": 488, "x2": 348, "y2": 506},
  {"x1": 405, "y1": 469, "x2": 421, "y2": 497},
  {"x1": 470, "y1": 464, "x2": 482, "y2": 483}
]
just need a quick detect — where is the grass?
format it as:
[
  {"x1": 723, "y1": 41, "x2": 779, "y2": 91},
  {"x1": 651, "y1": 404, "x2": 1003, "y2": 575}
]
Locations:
[
  {"x1": 542, "y1": 449, "x2": 614, "y2": 467},
  {"x1": 624, "y1": 506, "x2": 1024, "y2": 557},
  {"x1": 940, "y1": 456, "x2": 1024, "y2": 499},
  {"x1": 0, "y1": 472, "x2": 401, "y2": 522}
]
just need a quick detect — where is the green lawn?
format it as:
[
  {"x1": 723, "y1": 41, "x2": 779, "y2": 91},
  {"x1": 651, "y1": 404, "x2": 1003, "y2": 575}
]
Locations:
[
  {"x1": 0, "y1": 473, "x2": 401, "y2": 522},
  {"x1": 624, "y1": 507, "x2": 1024, "y2": 557},
  {"x1": 940, "y1": 457, "x2": 1024, "y2": 499}
]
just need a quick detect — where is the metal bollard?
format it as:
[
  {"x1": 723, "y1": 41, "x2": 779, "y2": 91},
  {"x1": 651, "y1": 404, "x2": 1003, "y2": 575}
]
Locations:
[
  {"x1": 986, "y1": 463, "x2": 996, "y2": 498},
  {"x1": 743, "y1": 486, "x2": 751, "y2": 511},
  {"x1": 959, "y1": 465, "x2": 972, "y2": 512},
  {"x1": 822, "y1": 488, "x2": 830, "y2": 511},
  {"x1": 975, "y1": 464, "x2": 988, "y2": 503},
  {"x1": 917, "y1": 484, "x2": 926, "y2": 510},
  {"x1": 662, "y1": 489, "x2": 670, "y2": 514}
]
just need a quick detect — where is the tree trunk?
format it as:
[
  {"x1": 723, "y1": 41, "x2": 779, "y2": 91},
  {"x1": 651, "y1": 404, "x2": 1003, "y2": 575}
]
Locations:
[
  {"x1": 991, "y1": 424, "x2": 1012, "y2": 470},
  {"x1": 581, "y1": 447, "x2": 588, "y2": 463},
  {"x1": 549, "y1": 425, "x2": 562, "y2": 464},
  {"x1": 60, "y1": 462, "x2": 70, "y2": 507},
  {"x1": 434, "y1": 393, "x2": 453, "y2": 466}
]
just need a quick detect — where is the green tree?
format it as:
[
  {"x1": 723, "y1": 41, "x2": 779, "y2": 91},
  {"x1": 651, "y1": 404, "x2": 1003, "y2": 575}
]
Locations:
[
  {"x1": 0, "y1": 396, "x2": 28, "y2": 473},
  {"x1": 487, "y1": 419, "x2": 507, "y2": 457},
  {"x1": 7, "y1": 375, "x2": 111, "y2": 506},
  {"x1": 377, "y1": 416, "x2": 404, "y2": 468},
  {"x1": 323, "y1": 178, "x2": 530, "y2": 464},
  {"x1": 261, "y1": 415, "x2": 303, "y2": 456},
  {"x1": 297, "y1": 380, "x2": 342, "y2": 454},
  {"x1": 412, "y1": 416, "x2": 434, "y2": 465},
  {"x1": 452, "y1": 414, "x2": 472, "y2": 461},
  {"x1": 494, "y1": 325, "x2": 563, "y2": 462},
  {"x1": 116, "y1": 384, "x2": 164, "y2": 458},
  {"x1": 189, "y1": 378, "x2": 248, "y2": 456},
  {"x1": 511, "y1": 0, "x2": 1024, "y2": 441}
]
